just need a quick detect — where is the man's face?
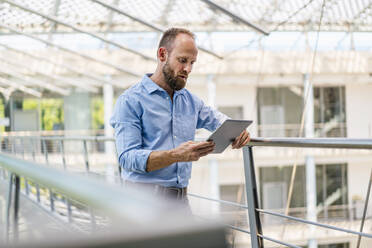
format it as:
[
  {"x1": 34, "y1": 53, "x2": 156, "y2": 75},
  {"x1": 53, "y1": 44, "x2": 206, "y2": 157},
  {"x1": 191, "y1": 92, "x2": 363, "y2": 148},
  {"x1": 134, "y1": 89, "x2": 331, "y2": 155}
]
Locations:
[{"x1": 161, "y1": 34, "x2": 198, "y2": 91}]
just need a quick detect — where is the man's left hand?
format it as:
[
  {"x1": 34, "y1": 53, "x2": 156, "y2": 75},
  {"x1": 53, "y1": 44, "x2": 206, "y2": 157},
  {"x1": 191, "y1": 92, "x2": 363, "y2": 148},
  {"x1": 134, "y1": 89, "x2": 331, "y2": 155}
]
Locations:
[{"x1": 231, "y1": 130, "x2": 250, "y2": 149}]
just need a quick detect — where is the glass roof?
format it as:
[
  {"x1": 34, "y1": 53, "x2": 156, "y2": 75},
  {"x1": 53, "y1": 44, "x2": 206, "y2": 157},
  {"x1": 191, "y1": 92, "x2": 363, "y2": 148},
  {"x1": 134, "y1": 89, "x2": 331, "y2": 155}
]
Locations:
[
  {"x1": 0, "y1": 0, "x2": 371, "y2": 95},
  {"x1": 0, "y1": 0, "x2": 371, "y2": 34}
]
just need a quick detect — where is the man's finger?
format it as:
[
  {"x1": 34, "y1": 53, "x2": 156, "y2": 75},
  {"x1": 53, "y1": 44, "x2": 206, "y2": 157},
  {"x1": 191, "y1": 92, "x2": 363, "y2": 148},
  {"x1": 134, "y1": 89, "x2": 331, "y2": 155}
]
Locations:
[
  {"x1": 231, "y1": 131, "x2": 243, "y2": 148},
  {"x1": 197, "y1": 144, "x2": 215, "y2": 154},
  {"x1": 199, "y1": 147, "x2": 215, "y2": 157},
  {"x1": 194, "y1": 141, "x2": 214, "y2": 150},
  {"x1": 238, "y1": 132, "x2": 249, "y2": 146},
  {"x1": 237, "y1": 133, "x2": 250, "y2": 148}
]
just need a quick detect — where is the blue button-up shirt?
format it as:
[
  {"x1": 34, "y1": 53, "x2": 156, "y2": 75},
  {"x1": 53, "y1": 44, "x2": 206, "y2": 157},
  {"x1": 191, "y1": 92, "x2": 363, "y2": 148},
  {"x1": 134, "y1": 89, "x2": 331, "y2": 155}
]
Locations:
[{"x1": 110, "y1": 74, "x2": 227, "y2": 188}]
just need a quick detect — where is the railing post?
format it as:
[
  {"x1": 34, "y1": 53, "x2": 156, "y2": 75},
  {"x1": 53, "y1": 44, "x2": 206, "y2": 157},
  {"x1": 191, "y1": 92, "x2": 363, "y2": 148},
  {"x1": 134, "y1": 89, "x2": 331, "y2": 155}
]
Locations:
[
  {"x1": 59, "y1": 139, "x2": 72, "y2": 222},
  {"x1": 20, "y1": 138, "x2": 29, "y2": 196},
  {"x1": 5, "y1": 173, "x2": 14, "y2": 243},
  {"x1": 59, "y1": 139, "x2": 67, "y2": 170},
  {"x1": 31, "y1": 138, "x2": 40, "y2": 203},
  {"x1": 13, "y1": 175, "x2": 20, "y2": 242},
  {"x1": 83, "y1": 140, "x2": 90, "y2": 173},
  {"x1": 243, "y1": 146, "x2": 264, "y2": 248},
  {"x1": 43, "y1": 139, "x2": 54, "y2": 211},
  {"x1": 356, "y1": 170, "x2": 372, "y2": 248}
]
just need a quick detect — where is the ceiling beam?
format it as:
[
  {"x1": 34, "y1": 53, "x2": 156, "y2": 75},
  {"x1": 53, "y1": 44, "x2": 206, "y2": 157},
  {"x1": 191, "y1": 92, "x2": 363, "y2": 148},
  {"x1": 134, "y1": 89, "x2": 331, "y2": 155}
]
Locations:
[
  {"x1": 0, "y1": 67, "x2": 69, "y2": 96},
  {"x1": 0, "y1": 58, "x2": 99, "y2": 93},
  {"x1": 3, "y1": 0, "x2": 156, "y2": 61},
  {"x1": 90, "y1": 0, "x2": 224, "y2": 59},
  {"x1": 48, "y1": 0, "x2": 61, "y2": 42},
  {"x1": 351, "y1": 2, "x2": 372, "y2": 22},
  {"x1": 0, "y1": 84, "x2": 12, "y2": 98},
  {"x1": 0, "y1": 23, "x2": 141, "y2": 78},
  {"x1": 199, "y1": 0, "x2": 269, "y2": 35},
  {"x1": 0, "y1": 43, "x2": 132, "y2": 89},
  {"x1": 0, "y1": 77, "x2": 42, "y2": 98}
]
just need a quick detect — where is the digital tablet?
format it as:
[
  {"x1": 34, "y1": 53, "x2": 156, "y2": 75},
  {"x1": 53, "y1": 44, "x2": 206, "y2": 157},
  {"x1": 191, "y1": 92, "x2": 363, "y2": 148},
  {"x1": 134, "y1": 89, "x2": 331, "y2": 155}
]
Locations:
[{"x1": 207, "y1": 119, "x2": 252, "y2": 154}]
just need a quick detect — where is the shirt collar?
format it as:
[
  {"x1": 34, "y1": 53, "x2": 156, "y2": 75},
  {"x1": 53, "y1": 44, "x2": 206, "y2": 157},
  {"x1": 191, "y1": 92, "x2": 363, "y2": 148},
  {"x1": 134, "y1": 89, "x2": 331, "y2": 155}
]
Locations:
[
  {"x1": 142, "y1": 73, "x2": 186, "y2": 96},
  {"x1": 142, "y1": 74, "x2": 163, "y2": 94}
]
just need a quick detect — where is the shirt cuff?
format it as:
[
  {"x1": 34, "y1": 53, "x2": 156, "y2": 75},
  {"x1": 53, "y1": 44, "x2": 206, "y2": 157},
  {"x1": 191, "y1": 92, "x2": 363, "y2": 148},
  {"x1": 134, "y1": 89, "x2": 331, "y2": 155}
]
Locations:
[{"x1": 135, "y1": 149, "x2": 152, "y2": 173}]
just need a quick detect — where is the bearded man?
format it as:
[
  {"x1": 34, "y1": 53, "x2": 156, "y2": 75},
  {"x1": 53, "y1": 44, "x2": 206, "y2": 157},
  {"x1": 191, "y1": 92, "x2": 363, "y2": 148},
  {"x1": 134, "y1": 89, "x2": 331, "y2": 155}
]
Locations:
[{"x1": 110, "y1": 28, "x2": 250, "y2": 204}]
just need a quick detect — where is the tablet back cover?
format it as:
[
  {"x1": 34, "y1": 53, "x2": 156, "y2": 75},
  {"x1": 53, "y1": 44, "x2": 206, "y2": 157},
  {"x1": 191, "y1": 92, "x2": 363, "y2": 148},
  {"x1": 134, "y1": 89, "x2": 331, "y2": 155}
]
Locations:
[{"x1": 207, "y1": 120, "x2": 252, "y2": 153}]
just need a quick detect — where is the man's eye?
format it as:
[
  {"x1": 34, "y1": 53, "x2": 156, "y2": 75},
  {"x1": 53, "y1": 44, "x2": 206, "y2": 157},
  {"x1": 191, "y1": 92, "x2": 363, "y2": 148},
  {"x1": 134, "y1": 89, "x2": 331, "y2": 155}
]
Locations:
[{"x1": 179, "y1": 58, "x2": 187, "y2": 63}]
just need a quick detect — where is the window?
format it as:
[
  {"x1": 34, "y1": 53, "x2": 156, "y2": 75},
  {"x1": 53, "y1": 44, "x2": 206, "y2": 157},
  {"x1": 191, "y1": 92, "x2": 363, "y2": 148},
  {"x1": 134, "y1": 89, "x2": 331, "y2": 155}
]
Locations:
[
  {"x1": 257, "y1": 86, "x2": 347, "y2": 137},
  {"x1": 259, "y1": 166, "x2": 306, "y2": 210},
  {"x1": 304, "y1": 242, "x2": 349, "y2": 248},
  {"x1": 259, "y1": 163, "x2": 348, "y2": 220},
  {"x1": 218, "y1": 106, "x2": 243, "y2": 119},
  {"x1": 316, "y1": 163, "x2": 348, "y2": 219},
  {"x1": 319, "y1": 243, "x2": 349, "y2": 248},
  {"x1": 257, "y1": 87, "x2": 303, "y2": 137},
  {"x1": 314, "y1": 86, "x2": 346, "y2": 137}
]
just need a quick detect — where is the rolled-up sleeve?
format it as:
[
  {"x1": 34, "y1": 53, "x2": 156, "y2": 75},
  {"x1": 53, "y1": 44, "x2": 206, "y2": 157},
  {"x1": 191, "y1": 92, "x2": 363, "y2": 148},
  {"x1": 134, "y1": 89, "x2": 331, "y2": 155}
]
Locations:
[
  {"x1": 196, "y1": 97, "x2": 229, "y2": 132},
  {"x1": 110, "y1": 95, "x2": 151, "y2": 174}
]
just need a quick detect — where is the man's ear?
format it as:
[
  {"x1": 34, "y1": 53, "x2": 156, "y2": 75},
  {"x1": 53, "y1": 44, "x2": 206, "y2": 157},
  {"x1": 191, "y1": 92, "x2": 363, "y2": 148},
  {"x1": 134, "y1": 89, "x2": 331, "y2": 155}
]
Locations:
[{"x1": 158, "y1": 47, "x2": 167, "y2": 62}]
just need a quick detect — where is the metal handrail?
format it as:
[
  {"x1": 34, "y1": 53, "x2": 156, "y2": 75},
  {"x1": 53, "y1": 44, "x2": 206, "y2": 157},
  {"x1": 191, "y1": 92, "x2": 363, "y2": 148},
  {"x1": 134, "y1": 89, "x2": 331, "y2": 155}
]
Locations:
[
  {"x1": 248, "y1": 137, "x2": 372, "y2": 149},
  {"x1": 2, "y1": 135, "x2": 115, "y2": 142},
  {"x1": 0, "y1": 153, "x2": 163, "y2": 223},
  {"x1": 241, "y1": 138, "x2": 372, "y2": 248},
  {"x1": 5, "y1": 135, "x2": 372, "y2": 149},
  {"x1": 2, "y1": 135, "x2": 372, "y2": 248},
  {"x1": 0, "y1": 152, "x2": 227, "y2": 247}
]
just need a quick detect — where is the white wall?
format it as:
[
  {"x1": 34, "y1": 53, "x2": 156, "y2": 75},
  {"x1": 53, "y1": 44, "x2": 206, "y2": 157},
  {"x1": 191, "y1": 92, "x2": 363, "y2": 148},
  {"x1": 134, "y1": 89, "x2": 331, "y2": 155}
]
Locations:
[
  {"x1": 346, "y1": 84, "x2": 372, "y2": 138},
  {"x1": 347, "y1": 161, "x2": 372, "y2": 212}
]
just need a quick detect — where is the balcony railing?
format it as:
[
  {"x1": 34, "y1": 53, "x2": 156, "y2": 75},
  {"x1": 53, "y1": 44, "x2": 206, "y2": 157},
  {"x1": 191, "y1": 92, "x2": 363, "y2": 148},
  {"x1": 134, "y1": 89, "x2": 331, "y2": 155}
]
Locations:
[
  {"x1": 1, "y1": 135, "x2": 372, "y2": 247},
  {"x1": 0, "y1": 148, "x2": 226, "y2": 247}
]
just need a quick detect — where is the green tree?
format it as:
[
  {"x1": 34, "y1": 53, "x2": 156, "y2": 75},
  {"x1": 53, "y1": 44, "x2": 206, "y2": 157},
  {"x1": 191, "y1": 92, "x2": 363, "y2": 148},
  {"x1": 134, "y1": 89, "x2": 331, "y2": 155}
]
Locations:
[{"x1": 91, "y1": 97, "x2": 104, "y2": 130}]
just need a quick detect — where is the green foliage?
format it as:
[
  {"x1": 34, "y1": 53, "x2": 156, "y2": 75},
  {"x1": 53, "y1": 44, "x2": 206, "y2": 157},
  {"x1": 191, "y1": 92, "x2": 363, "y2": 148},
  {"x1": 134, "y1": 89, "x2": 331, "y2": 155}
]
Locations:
[
  {"x1": 91, "y1": 97, "x2": 104, "y2": 130},
  {"x1": 40, "y1": 99, "x2": 64, "y2": 131},
  {"x1": 23, "y1": 99, "x2": 38, "y2": 110},
  {"x1": 22, "y1": 98, "x2": 64, "y2": 131}
]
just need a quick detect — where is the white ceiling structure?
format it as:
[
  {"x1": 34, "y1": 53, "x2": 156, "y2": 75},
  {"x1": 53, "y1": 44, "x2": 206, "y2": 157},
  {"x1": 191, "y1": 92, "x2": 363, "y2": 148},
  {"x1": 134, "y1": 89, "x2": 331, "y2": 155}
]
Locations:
[{"x1": 0, "y1": 0, "x2": 371, "y2": 96}]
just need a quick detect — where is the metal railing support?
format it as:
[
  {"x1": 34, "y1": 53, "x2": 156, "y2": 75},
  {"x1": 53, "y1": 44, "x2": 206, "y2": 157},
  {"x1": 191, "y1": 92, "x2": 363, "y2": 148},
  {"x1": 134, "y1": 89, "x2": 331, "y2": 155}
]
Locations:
[
  {"x1": 31, "y1": 138, "x2": 40, "y2": 203},
  {"x1": 13, "y1": 175, "x2": 20, "y2": 242},
  {"x1": 43, "y1": 139, "x2": 54, "y2": 211},
  {"x1": 5, "y1": 173, "x2": 14, "y2": 243},
  {"x1": 242, "y1": 146, "x2": 264, "y2": 248},
  {"x1": 20, "y1": 138, "x2": 29, "y2": 196},
  {"x1": 83, "y1": 140, "x2": 90, "y2": 173},
  {"x1": 59, "y1": 140, "x2": 67, "y2": 170},
  {"x1": 59, "y1": 139, "x2": 73, "y2": 222},
  {"x1": 4, "y1": 173, "x2": 20, "y2": 243},
  {"x1": 356, "y1": 170, "x2": 372, "y2": 248}
]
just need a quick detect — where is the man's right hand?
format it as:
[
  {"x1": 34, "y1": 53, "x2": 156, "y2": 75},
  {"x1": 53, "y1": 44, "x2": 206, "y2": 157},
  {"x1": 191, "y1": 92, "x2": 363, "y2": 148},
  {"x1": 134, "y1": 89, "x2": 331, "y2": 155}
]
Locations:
[
  {"x1": 173, "y1": 141, "x2": 215, "y2": 162},
  {"x1": 146, "y1": 141, "x2": 215, "y2": 172}
]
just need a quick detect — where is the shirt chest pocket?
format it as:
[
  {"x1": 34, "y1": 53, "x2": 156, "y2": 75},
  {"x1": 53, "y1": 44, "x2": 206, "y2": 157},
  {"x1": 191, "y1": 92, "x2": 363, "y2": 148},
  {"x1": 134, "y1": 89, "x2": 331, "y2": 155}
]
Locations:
[{"x1": 176, "y1": 114, "x2": 196, "y2": 141}]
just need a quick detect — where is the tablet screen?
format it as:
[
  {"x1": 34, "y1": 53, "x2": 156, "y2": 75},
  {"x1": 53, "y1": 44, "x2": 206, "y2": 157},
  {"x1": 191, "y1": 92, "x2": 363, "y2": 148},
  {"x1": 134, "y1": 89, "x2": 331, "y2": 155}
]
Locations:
[{"x1": 207, "y1": 119, "x2": 252, "y2": 153}]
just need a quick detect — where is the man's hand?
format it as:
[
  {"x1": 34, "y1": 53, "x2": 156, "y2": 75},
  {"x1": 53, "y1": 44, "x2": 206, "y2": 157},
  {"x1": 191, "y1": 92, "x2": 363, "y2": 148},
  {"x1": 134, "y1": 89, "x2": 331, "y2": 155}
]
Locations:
[
  {"x1": 231, "y1": 130, "x2": 250, "y2": 149},
  {"x1": 173, "y1": 141, "x2": 215, "y2": 162},
  {"x1": 146, "y1": 141, "x2": 214, "y2": 172}
]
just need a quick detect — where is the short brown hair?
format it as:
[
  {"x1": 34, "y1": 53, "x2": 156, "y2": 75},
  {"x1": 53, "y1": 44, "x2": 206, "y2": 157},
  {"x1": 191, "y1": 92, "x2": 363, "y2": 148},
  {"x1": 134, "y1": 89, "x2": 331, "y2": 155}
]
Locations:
[{"x1": 158, "y1": 27, "x2": 195, "y2": 53}]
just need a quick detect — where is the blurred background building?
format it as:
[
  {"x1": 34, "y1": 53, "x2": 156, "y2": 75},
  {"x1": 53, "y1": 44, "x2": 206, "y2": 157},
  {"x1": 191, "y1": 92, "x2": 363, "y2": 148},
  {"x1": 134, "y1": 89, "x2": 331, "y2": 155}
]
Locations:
[{"x1": 0, "y1": 0, "x2": 372, "y2": 247}]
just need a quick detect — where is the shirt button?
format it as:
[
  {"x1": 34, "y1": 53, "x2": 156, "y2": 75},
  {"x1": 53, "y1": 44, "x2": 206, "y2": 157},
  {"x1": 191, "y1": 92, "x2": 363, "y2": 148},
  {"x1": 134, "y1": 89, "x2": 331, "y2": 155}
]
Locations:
[{"x1": 174, "y1": 135, "x2": 177, "y2": 138}]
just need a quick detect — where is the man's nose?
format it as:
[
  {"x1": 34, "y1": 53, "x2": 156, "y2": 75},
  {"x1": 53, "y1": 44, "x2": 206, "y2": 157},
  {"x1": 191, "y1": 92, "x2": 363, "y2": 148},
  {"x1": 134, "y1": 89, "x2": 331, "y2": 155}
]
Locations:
[{"x1": 184, "y1": 63, "x2": 192, "y2": 74}]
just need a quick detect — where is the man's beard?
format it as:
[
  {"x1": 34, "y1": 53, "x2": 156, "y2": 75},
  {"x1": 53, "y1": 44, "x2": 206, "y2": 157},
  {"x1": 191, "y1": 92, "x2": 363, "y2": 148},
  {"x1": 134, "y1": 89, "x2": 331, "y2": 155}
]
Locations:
[{"x1": 162, "y1": 61, "x2": 186, "y2": 91}]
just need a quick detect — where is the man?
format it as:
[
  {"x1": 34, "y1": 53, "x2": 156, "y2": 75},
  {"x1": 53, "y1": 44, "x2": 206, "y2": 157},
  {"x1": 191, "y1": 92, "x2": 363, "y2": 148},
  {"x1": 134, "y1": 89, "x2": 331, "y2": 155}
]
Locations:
[{"x1": 110, "y1": 28, "x2": 250, "y2": 202}]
